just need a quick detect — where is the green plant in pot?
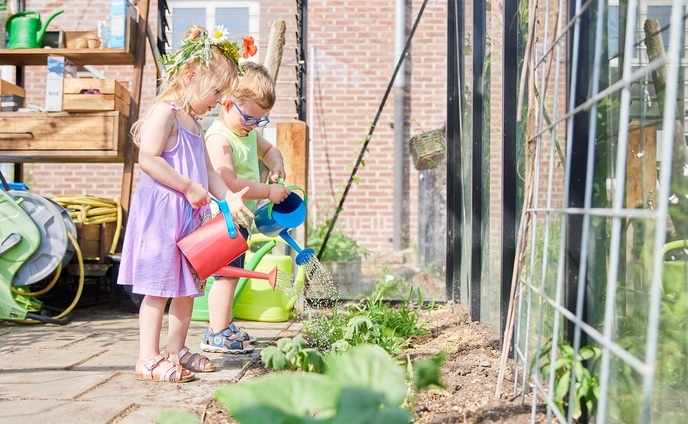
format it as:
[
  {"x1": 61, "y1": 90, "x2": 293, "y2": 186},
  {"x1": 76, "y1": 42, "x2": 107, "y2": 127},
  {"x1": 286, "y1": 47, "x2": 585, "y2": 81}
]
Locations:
[
  {"x1": 307, "y1": 221, "x2": 371, "y2": 299},
  {"x1": 308, "y1": 221, "x2": 370, "y2": 263}
]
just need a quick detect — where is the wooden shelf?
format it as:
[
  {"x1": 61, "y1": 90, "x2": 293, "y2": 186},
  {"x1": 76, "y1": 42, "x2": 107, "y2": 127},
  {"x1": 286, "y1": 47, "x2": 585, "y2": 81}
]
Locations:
[
  {"x1": 0, "y1": 47, "x2": 135, "y2": 66},
  {"x1": 0, "y1": 111, "x2": 131, "y2": 163},
  {"x1": 0, "y1": 0, "x2": 150, "y2": 218}
]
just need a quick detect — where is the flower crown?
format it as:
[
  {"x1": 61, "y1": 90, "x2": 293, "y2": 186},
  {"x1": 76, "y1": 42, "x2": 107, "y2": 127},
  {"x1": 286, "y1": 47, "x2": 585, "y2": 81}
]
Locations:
[{"x1": 159, "y1": 25, "x2": 257, "y2": 79}]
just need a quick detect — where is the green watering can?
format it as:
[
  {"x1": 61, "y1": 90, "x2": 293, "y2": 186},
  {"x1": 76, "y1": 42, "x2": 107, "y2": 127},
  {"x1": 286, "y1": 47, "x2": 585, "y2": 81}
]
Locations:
[{"x1": 7, "y1": 9, "x2": 64, "y2": 49}]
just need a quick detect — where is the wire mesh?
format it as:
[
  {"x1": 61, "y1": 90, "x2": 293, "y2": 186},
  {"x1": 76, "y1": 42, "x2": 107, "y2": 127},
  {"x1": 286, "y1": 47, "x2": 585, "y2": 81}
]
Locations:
[{"x1": 501, "y1": 0, "x2": 688, "y2": 422}]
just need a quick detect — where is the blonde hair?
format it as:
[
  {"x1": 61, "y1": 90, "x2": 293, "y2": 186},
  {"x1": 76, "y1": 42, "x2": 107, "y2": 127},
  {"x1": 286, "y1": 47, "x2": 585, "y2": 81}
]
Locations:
[
  {"x1": 130, "y1": 25, "x2": 239, "y2": 146},
  {"x1": 229, "y1": 61, "x2": 276, "y2": 110}
]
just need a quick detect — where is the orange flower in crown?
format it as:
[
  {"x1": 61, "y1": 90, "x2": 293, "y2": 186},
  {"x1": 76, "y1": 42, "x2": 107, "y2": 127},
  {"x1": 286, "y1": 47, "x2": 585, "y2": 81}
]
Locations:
[{"x1": 242, "y1": 36, "x2": 257, "y2": 59}]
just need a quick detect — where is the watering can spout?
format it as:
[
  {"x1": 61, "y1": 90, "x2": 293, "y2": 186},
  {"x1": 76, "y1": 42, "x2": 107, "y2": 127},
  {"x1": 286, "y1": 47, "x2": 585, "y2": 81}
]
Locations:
[{"x1": 36, "y1": 10, "x2": 64, "y2": 45}]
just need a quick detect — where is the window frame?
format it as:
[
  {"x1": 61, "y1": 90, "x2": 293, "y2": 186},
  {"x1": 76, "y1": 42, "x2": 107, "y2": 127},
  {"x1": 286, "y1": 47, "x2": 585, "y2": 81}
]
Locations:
[{"x1": 164, "y1": 1, "x2": 260, "y2": 50}]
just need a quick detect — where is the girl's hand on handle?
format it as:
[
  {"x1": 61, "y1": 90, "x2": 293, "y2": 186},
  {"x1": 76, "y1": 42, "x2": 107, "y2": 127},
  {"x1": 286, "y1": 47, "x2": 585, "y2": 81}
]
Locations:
[
  {"x1": 225, "y1": 187, "x2": 253, "y2": 227},
  {"x1": 268, "y1": 184, "x2": 291, "y2": 204},
  {"x1": 184, "y1": 181, "x2": 211, "y2": 209}
]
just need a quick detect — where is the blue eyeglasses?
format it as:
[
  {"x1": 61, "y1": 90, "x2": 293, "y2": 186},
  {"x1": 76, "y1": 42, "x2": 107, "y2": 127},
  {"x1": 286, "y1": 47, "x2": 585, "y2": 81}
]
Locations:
[{"x1": 232, "y1": 102, "x2": 270, "y2": 127}]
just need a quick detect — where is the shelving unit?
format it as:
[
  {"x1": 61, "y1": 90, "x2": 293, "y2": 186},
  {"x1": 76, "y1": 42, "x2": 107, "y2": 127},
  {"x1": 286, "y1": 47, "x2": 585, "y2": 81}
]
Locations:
[
  {"x1": 0, "y1": 0, "x2": 151, "y2": 219},
  {"x1": 0, "y1": 47, "x2": 135, "y2": 66}
]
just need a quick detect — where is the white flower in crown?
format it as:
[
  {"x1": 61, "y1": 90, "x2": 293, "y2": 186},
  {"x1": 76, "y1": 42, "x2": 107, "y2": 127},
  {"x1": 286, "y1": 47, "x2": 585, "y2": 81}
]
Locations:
[{"x1": 209, "y1": 25, "x2": 229, "y2": 44}]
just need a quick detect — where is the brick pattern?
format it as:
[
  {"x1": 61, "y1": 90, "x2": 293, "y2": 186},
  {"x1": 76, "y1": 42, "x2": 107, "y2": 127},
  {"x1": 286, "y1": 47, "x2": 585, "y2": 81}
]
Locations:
[{"x1": 16, "y1": 0, "x2": 448, "y2": 256}]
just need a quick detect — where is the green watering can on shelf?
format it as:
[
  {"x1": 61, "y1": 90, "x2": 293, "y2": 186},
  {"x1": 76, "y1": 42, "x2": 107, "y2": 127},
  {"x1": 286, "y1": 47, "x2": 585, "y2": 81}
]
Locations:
[{"x1": 6, "y1": 9, "x2": 64, "y2": 49}]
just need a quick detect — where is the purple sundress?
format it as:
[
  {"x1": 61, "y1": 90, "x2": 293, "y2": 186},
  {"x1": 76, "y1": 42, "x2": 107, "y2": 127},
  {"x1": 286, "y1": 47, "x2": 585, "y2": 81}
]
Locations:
[{"x1": 117, "y1": 103, "x2": 212, "y2": 298}]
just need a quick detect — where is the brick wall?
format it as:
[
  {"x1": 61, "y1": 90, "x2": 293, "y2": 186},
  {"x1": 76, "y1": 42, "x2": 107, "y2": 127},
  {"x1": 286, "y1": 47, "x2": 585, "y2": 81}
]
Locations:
[{"x1": 12, "y1": 0, "x2": 448, "y2": 257}]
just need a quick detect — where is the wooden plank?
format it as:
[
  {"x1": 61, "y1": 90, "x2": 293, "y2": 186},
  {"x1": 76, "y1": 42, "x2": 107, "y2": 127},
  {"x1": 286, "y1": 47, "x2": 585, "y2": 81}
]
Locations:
[
  {"x1": 277, "y1": 121, "x2": 309, "y2": 194},
  {"x1": 0, "y1": 79, "x2": 25, "y2": 98},
  {"x1": 0, "y1": 112, "x2": 128, "y2": 162},
  {"x1": 62, "y1": 94, "x2": 130, "y2": 114},
  {"x1": 63, "y1": 78, "x2": 131, "y2": 104},
  {"x1": 626, "y1": 121, "x2": 657, "y2": 209},
  {"x1": 276, "y1": 120, "x2": 310, "y2": 248},
  {"x1": 0, "y1": 49, "x2": 134, "y2": 66},
  {"x1": 0, "y1": 16, "x2": 138, "y2": 67},
  {"x1": 120, "y1": 0, "x2": 150, "y2": 234},
  {"x1": 0, "y1": 112, "x2": 119, "y2": 150}
]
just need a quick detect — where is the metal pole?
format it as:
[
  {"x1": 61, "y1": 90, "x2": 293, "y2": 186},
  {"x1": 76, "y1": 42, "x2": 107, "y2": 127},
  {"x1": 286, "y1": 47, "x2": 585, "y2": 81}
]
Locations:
[{"x1": 393, "y1": 0, "x2": 406, "y2": 250}]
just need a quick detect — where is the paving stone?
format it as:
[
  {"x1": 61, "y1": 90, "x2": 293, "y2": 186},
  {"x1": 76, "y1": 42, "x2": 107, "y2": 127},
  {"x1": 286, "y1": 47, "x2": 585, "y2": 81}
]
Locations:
[
  {"x1": 0, "y1": 305, "x2": 298, "y2": 422},
  {"x1": 0, "y1": 370, "x2": 115, "y2": 398},
  {"x1": 0, "y1": 399, "x2": 131, "y2": 424}
]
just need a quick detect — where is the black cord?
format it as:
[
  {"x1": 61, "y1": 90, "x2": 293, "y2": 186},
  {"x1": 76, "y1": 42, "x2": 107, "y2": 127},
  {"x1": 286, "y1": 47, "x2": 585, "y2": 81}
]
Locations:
[
  {"x1": 316, "y1": 0, "x2": 430, "y2": 260},
  {"x1": 0, "y1": 168, "x2": 10, "y2": 191}
]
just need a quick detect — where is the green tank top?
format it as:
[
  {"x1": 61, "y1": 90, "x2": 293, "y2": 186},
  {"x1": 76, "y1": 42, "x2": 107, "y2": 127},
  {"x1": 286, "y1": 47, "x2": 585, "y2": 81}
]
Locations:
[{"x1": 205, "y1": 119, "x2": 260, "y2": 212}]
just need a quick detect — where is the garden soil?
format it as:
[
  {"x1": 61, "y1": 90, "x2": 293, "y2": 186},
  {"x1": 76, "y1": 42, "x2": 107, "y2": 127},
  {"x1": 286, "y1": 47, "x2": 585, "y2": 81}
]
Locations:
[{"x1": 200, "y1": 305, "x2": 548, "y2": 423}]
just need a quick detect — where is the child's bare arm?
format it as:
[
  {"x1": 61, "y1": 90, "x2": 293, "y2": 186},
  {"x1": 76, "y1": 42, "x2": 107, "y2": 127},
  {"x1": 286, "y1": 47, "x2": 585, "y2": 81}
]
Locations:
[
  {"x1": 256, "y1": 132, "x2": 286, "y2": 182},
  {"x1": 138, "y1": 103, "x2": 209, "y2": 209}
]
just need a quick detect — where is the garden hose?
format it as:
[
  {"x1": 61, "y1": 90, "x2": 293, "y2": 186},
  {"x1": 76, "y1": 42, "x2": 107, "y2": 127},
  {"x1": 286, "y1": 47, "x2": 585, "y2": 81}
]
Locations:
[
  {"x1": 10, "y1": 262, "x2": 62, "y2": 297},
  {"x1": 52, "y1": 195, "x2": 122, "y2": 255},
  {"x1": 17, "y1": 231, "x2": 85, "y2": 325}
]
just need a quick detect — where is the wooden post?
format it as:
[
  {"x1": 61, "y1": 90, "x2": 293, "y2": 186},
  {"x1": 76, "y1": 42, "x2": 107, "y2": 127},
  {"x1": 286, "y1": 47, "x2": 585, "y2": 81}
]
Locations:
[
  {"x1": 119, "y1": 0, "x2": 149, "y2": 234},
  {"x1": 626, "y1": 121, "x2": 657, "y2": 210},
  {"x1": 644, "y1": 18, "x2": 688, "y2": 238},
  {"x1": 263, "y1": 21, "x2": 286, "y2": 82},
  {"x1": 277, "y1": 121, "x2": 309, "y2": 249}
]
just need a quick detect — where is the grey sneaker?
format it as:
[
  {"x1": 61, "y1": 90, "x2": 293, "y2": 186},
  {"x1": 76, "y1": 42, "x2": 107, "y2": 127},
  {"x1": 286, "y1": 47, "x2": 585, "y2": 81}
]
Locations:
[
  {"x1": 200, "y1": 326, "x2": 255, "y2": 354},
  {"x1": 227, "y1": 322, "x2": 257, "y2": 344}
]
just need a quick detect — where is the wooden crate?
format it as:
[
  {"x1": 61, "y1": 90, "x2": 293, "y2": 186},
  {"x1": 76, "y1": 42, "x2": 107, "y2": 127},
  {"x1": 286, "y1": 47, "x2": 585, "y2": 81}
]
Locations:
[
  {"x1": 63, "y1": 31, "x2": 98, "y2": 49},
  {"x1": 0, "y1": 111, "x2": 129, "y2": 162},
  {"x1": 71, "y1": 221, "x2": 118, "y2": 263},
  {"x1": 62, "y1": 79, "x2": 131, "y2": 114}
]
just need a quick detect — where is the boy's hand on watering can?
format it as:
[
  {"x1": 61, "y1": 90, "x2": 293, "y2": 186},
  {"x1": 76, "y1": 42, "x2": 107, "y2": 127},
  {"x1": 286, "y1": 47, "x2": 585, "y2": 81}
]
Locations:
[
  {"x1": 268, "y1": 166, "x2": 286, "y2": 183},
  {"x1": 268, "y1": 184, "x2": 291, "y2": 204},
  {"x1": 225, "y1": 187, "x2": 253, "y2": 227}
]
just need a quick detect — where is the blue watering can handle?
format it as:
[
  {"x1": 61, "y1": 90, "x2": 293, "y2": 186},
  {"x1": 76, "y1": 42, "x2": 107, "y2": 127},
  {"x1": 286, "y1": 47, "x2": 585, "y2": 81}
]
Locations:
[
  {"x1": 266, "y1": 178, "x2": 308, "y2": 219},
  {"x1": 213, "y1": 198, "x2": 238, "y2": 239},
  {"x1": 187, "y1": 198, "x2": 238, "y2": 239}
]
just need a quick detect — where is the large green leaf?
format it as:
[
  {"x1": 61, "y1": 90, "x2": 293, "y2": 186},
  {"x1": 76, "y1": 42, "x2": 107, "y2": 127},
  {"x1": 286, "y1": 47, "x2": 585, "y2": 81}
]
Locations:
[
  {"x1": 215, "y1": 344, "x2": 409, "y2": 424},
  {"x1": 327, "y1": 344, "x2": 408, "y2": 405},
  {"x1": 215, "y1": 372, "x2": 337, "y2": 420},
  {"x1": 332, "y1": 388, "x2": 411, "y2": 424}
]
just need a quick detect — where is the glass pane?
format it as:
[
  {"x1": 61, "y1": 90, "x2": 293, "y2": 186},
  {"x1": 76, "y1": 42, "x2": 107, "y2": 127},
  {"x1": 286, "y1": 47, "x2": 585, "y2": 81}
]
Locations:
[
  {"x1": 609, "y1": 6, "x2": 619, "y2": 59},
  {"x1": 217, "y1": 7, "x2": 249, "y2": 43},
  {"x1": 171, "y1": 7, "x2": 206, "y2": 49}
]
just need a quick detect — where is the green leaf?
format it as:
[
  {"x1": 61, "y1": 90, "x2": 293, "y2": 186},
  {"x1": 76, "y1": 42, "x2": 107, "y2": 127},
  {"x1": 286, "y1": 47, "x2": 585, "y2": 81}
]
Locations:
[
  {"x1": 277, "y1": 337, "x2": 293, "y2": 350},
  {"x1": 579, "y1": 345, "x2": 600, "y2": 361},
  {"x1": 553, "y1": 357, "x2": 570, "y2": 372},
  {"x1": 302, "y1": 349, "x2": 327, "y2": 373},
  {"x1": 216, "y1": 372, "x2": 337, "y2": 421},
  {"x1": 260, "y1": 345, "x2": 289, "y2": 370},
  {"x1": 571, "y1": 392, "x2": 582, "y2": 419},
  {"x1": 327, "y1": 344, "x2": 407, "y2": 405},
  {"x1": 554, "y1": 372, "x2": 571, "y2": 401},
  {"x1": 332, "y1": 388, "x2": 411, "y2": 424},
  {"x1": 157, "y1": 409, "x2": 202, "y2": 424},
  {"x1": 293, "y1": 334, "x2": 308, "y2": 348},
  {"x1": 413, "y1": 352, "x2": 448, "y2": 391}
]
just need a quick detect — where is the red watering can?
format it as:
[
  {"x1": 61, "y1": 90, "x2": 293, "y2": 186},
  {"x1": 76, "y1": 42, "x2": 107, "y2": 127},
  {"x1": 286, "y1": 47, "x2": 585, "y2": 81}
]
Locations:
[{"x1": 177, "y1": 198, "x2": 278, "y2": 289}]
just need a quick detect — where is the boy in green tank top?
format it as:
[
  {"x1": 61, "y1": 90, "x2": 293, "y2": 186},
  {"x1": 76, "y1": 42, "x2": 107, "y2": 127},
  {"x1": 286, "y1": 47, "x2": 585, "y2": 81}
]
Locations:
[{"x1": 202, "y1": 62, "x2": 291, "y2": 353}]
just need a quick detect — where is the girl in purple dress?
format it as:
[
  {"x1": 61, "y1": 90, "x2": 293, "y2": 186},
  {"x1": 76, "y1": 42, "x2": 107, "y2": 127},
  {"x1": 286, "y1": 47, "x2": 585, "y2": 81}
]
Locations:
[{"x1": 118, "y1": 25, "x2": 252, "y2": 383}]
